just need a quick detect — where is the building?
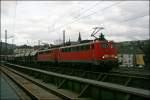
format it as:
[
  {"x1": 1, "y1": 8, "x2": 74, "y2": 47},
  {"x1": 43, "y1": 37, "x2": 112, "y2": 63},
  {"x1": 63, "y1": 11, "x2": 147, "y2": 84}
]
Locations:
[
  {"x1": 116, "y1": 40, "x2": 147, "y2": 67},
  {"x1": 14, "y1": 45, "x2": 34, "y2": 54}
]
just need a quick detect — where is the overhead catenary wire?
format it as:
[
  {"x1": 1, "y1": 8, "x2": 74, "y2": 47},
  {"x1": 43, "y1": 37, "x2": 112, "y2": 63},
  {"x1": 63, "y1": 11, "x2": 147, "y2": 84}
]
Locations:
[
  {"x1": 49, "y1": 1, "x2": 102, "y2": 43},
  {"x1": 104, "y1": 13, "x2": 149, "y2": 29},
  {"x1": 52, "y1": 1, "x2": 122, "y2": 42},
  {"x1": 50, "y1": 1, "x2": 122, "y2": 32},
  {"x1": 79, "y1": 1, "x2": 122, "y2": 19},
  {"x1": 12, "y1": 1, "x2": 17, "y2": 39},
  {"x1": 48, "y1": 1, "x2": 102, "y2": 43},
  {"x1": 82, "y1": 8, "x2": 149, "y2": 38},
  {"x1": 49, "y1": 1, "x2": 101, "y2": 32},
  {"x1": 81, "y1": 3, "x2": 149, "y2": 35},
  {"x1": 79, "y1": 11, "x2": 149, "y2": 41},
  {"x1": 74, "y1": 1, "x2": 101, "y2": 18},
  {"x1": 121, "y1": 14, "x2": 149, "y2": 23},
  {"x1": 9, "y1": 1, "x2": 148, "y2": 45},
  {"x1": 103, "y1": 13, "x2": 149, "y2": 40},
  {"x1": 103, "y1": 13, "x2": 149, "y2": 31}
]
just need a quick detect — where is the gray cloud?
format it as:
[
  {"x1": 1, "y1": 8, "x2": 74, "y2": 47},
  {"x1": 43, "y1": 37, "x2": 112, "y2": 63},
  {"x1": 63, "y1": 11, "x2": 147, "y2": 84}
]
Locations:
[{"x1": 1, "y1": 1, "x2": 149, "y2": 45}]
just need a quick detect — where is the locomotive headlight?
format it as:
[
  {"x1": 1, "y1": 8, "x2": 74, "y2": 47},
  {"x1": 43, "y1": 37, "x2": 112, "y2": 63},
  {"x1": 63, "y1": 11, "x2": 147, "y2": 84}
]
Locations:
[
  {"x1": 102, "y1": 56, "x2": 105, "y2": 58},
  {"x1": 114, "y1": 56, "x2": 118, "y2": 58},
  {"x1": 102, "y1": 55, "x2": 109, "y2": 58}
]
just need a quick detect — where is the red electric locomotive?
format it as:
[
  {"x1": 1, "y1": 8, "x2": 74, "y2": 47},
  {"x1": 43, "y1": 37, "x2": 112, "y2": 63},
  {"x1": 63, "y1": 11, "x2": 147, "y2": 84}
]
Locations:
[
  {"x1": 36, "y1": 39, "x2": 118, "y2": 68},
  {"x1": 35, "y1": 40, "x2": 118, "y2": 70},
  {"x1": 36, "y1": 28, "x2": 118, "y2": 69},
  {"x1": 37, "y1": 48, "x2": 59, "y2": 63},
  {"x1": 59, "y1": 40, "x2": 118, "y2": 67}
]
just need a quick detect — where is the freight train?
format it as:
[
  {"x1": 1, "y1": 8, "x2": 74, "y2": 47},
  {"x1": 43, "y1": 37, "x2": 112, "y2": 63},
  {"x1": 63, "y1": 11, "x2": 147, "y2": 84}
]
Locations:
[{"x1": 3, "y1": 39, "x2": 118, "y2": 70}]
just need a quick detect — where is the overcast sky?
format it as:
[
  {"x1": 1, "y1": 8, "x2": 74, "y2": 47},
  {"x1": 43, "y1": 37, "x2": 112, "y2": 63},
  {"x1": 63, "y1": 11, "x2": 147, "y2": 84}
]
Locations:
[{"x1": 1, "y1": 1, "x2": 149, "y2": 46}]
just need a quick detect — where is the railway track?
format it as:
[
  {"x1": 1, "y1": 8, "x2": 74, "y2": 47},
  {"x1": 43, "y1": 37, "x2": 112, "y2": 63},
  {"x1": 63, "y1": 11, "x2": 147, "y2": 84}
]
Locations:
[
  {"x1": 4, "y1": 62, "x2": 150, "y2": 90},
  {"x1": 0, "y1": 69, "x2": 32, "y2": 100},
  {"x1": 13, "y1": 61, "x2": 150, "y2": 78},
  {"x1": 1, "y1": 66, "x2": 62, "y2": 100},
  {"x1": 1, "y1": 63, "x2": 150, "y2": 100},
  {"x1": 38, "y1": 66, "x2": 150, "y2": 90}
]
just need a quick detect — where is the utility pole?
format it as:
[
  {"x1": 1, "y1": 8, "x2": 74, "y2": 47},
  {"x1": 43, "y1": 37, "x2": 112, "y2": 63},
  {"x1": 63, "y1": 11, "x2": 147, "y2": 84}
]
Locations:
[
  {"x1": 0, "y1": 29, "x2": 1, "y2": 42},
  {"x1": 0, "y1": 29, "x2": 1, "y2": 56},
  {"x1": 78, "y1": 32, "x2": 82, "y2": 42},
  {"x1": 5, "y1": 29, "x2": 7, "y2": 55},
  {"x1": 38, "y1": 40, "x2": 40, "y2": 46},
  {"x1": 63, "y1": 30, "x2": 65, "y2": 46},
  {"x1": 12, "y1": 39, "x2": 14, "y2": 49},
  {"x1": 69, "y1": 38, "x2": 71, "y2": 43},
  {"x1": 38, "y1": 40, "x2": 41, "y2": 49}
]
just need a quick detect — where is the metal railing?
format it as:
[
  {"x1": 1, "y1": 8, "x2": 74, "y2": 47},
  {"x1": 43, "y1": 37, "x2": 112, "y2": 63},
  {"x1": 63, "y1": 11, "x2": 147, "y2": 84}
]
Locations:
[{"x1": 3, "y1": 63, "x2": 150, "y2": 100}]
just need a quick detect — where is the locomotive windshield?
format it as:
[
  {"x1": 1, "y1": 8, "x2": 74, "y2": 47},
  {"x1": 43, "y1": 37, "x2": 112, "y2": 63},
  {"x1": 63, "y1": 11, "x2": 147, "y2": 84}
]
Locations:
[{"x1": 101, "y1": 43, "x2": 109, "y2": 48}]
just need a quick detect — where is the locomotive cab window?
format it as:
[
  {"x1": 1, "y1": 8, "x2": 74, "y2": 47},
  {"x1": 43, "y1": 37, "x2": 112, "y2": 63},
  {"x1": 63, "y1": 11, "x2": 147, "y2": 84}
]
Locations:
[{"x1": 101, "y1": 43, "x2": 109, "y2": 48}]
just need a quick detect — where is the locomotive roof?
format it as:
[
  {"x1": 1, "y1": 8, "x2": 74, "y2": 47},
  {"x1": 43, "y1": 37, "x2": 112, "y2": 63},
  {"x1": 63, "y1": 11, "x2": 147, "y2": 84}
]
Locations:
[
  {"x1": 60, "y1": 42, "x2": 93, "y2": 49},
  {"x1": 37, "y1": 40, "x2": 111, "y2": 52},
  {"x1": 60, "y1": 40, "x2": 109, "y2": 49}
]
